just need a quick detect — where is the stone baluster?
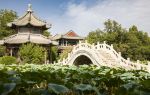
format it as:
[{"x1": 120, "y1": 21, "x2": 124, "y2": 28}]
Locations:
[
  {"x1": 97, "y1": 42, "x2": 100, "y2": 49},
  {"x1": 117, "y1": 52, "x2": 122, "y2": 63},
  {"x1": 103, "y1": 41, "x2": 106, "y2": 49},
  {"x1": 127, "y1": 58, "x2": 130, "y2": 63},
  {"x1": 92, "y1": 43, "x2": 95, "y2": 49}
]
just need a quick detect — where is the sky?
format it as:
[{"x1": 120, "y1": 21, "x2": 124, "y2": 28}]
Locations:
[{"x1": 0, "y1": 0, "x2": 150, "y2": 36}]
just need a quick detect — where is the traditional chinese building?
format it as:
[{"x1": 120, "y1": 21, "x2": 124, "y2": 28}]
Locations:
[
  {"x1": 0, "y1": 4, "x2": 57, "y2": 63},
  {"x1": 52, "y1": 30, "x2": 84, "y2": 53}
]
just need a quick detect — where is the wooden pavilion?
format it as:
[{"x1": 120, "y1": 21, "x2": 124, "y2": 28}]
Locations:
[
  {"x1": 52, "y1": 30, "x2": 84, "y2": 54},
  {"x1": 0, "y1": 4, "x2": 57, "y2": 63}
]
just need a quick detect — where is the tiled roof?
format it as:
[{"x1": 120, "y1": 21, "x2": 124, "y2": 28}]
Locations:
[
  {"x1": 4, "y1": 33, "x2": 53, "y2": 45},
  {"x1": 52, "y1": 30, "x2": 84, "y2": 40},
  {"x1": 64, "y1": 30, "x2": 79, "y2": 37},
  {"x1": 7, "y1": 4, "x2": 51, "y2": 29}
]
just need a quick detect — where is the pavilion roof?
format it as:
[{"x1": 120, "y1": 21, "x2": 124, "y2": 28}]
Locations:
[
  {"x1": 64, "y1": 30, "x2": 79, "y2": 37},
  {"x1": 3, "y1": 33, "x2": 58, "y2": 45},
  {"x1": 7, "y1": 4, "x2": 51, "y2": 29},
  {"x1": 52, "y1": 30, "x2": 84, "y2": 40}
]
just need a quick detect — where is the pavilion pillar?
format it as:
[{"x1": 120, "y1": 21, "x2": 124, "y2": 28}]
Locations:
[
  {"x1": 66, "y1": 40, "x2": 68, "y2": 46},
  {"x1": 63, "y1": 39, "x2": 64, "y2": 46},
  {"x1": 47, "y1": 44, "x2": 52, "y2": 64},
  {"x1": 44, "y1": 50, "x2": 47, "y2": 64},
  {"x1": 10, "y1": 48, "x2": 13, "y2": 56}
]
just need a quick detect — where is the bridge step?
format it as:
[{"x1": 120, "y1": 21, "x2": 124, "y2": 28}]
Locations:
[{"x1": 98, "y1": 50, "x2": 119, "y2": 65}]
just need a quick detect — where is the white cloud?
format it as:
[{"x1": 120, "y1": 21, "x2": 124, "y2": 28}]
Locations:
[{"x1": 50, "y1": 0, "x2": 150, "y2": 36}]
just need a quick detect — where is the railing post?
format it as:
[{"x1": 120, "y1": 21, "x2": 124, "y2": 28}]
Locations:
[
  {"x1": 103, "y1": 41, "x2": 106, "y2": 49},
  {"x1": 111, "y1": 44, "x2": 113, "y2": 49},
  {"x1": 103, "y1": 41, "x2": 106, "y2": 44},
  {"x1": 127, "y1": 58, "x2": 130, "y2": 62},
  {"x1": 97, "y1": 42, "x2": 99, "y2": 45},
  {"x1": 92, "y1": 43, "x2": 95, "y2": 49},
  {"x1": 137, "y1": 60, "x2": 140, "y2": 64},
  {"x1": 117, "y1": 52, "x2": 122, "y2": 63},
  {"x1": 118, "y1": 52, "x2": 121, "y2": 57}
]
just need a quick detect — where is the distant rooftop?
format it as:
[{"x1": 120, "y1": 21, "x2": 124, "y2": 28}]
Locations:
[{"x1": 52, "y1": 30, "x2": 85, "y2": 40}]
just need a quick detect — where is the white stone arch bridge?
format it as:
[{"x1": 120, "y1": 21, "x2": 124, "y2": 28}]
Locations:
[{"x1": 57, "y1": 41, "x2": 150, "y2": 72}]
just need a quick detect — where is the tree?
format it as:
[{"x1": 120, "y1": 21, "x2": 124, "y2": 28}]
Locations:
[
  {"x1": 87, "y1": 19, "x2": 150, "y2": 61},
  {"x1": 0, "y1": 9, "x2": 17, "y2": 39},
  {"x1": 43, "y1": 30, "x2": 51, "y2": 37},
  {"x1": 86, "y1": 29, "x2": 105, "y2": 44},
  {"x1": 19, "y1": 43, "x2": 45, "y2": 64}
]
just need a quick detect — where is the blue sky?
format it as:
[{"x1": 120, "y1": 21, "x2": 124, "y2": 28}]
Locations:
[{"x1": 0, "y1": 0, "x2": 150, "y2": 36}]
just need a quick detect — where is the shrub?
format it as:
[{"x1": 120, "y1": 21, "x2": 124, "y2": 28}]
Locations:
[
  {"x1": 0, "y1": 64, "x2": 149, "y2": 95},
  {"x1": 0, "y1": 46, "x2": 5, "y2": 57},
  {"x1": 59, "y1": 47, "x2": 72, "y2": 61},
  {"x1": 0, "y1": 56, "x2": 17, "y2": 65},
  {"x1": 19, "y1": 43, "x2": 45, "y2": 64}
]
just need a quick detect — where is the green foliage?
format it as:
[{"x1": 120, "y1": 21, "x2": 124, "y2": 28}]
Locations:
[
  {"x1": 0, "y1": 46, "x2": 5, "y2": 57},
  {"x1": 59, "y1": 47, "x2": 72, "y2": 61},
  {"x1": 0, "y1": 64, "x2": 149, "y2": 95},
  {"x1": 0, "y1": 83, "x2": 16, "y2": 95},
  {"x1": 87, "y1": 29, "x2": 105, "y2": 44},
  {"x1": 51, "y1": 46, "x2": 58, "y2": 62},
  {"x1": 42, "y1": 30, "x2": 51, "y2": 37},
  {"x1": 0, "y1": 9, "x2": 17, "y2": 39},
  {"x1": 87, "y1": 19, "x2": 150, "y2": 61},
  {"x1": 19, "y1": 43, "x2": 45, "y2": 64},
  {"x1": 0, "y1": 56, "x2": 17, "y2": 65},
  {"x1": 48, "y1": 83, "x2": 69, "y2": 94}
]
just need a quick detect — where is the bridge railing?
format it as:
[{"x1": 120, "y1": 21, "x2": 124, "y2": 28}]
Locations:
[{"x1": 95, "y1": 41, "x2": 149, "y2": 71}]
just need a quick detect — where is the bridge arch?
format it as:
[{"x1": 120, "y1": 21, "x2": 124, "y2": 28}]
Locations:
[
  {"x1": 65, "y1": 49, "x2": 103, "y2": 66},
  {"x1": 73, "y1": 55, "x2": 92, "y2": 65}
]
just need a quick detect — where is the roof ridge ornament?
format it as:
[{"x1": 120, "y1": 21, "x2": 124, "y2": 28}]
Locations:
[{"x1": 27, "y1": 4, "x2": 33, "y2": 12}]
